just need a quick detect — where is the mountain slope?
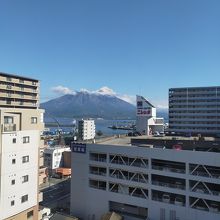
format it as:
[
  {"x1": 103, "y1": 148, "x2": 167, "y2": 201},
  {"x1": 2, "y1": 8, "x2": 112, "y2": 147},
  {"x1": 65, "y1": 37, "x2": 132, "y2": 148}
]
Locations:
[{"x1": 41, "y1": 92, "x2": 136, "y2": 119}]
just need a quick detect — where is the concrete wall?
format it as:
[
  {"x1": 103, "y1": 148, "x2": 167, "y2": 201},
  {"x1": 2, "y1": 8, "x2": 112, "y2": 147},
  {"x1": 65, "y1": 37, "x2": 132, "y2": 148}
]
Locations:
[
  {"x1": 63, "y1": 151, "x2": 71, "y2": 168},
  {"x1": 0, "y1": 130, "x2": 39, "y2": 219}
]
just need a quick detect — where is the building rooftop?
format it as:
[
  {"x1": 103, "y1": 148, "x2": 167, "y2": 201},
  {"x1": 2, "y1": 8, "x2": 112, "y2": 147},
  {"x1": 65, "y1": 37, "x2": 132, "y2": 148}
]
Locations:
[
  {"x1": 96, "y1": 135, "x2": 220, "y2": 153},
  {"x1": 0, "y1": 71, "x2": 39, "y2": 81},
  {"x1": 169, "y1": 86, "x2": 220, "y2": 90},
  {"x1": 96, "y1": 136, "x2": 132, "y2": 146}
]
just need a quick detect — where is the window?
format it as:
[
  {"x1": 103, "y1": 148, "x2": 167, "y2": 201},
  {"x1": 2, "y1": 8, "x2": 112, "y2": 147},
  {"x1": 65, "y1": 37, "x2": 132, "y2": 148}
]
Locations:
[
  {"x1": 6, "y1": 84, "x2": 12, "y2": 89},
  {"x1": 21, "y1": 194, "x2": 28, "y2": 203},
  {"x1": 11, "y1": 179, "x2": 15, "y2": 185},
  {"x1": 22, "y1": 156, "x2": 29, "y2": 163},
  {"x1": 137, "y1": 101, "x2": 143, "y2": 107},
  {"x1": 32, "y1": 81, "x2": 37, "y2": 85},
  {"x1": 27, "y1": 210, "x2": 34, "y2": 219},
  {"x1": 31, "y1": 117, "x2": 37, "y2": 124},
  {"x1": 11, "y1": 200, "x2": 15, "y2": 206},
  {"x1": 12, "y1": 159, "x2": 16, "y2": 164},
  {"x1": 22, "y1": 175, "x2": 29, "y2": 183},
  {"x1": 23, "y1": 136, "x2": 30, "y2": 143},
  {"x1": 4, "y1": 116, "x2": 13, "y2": 124},
  {"x1": 7, "y1": 77, "x2": 12, "y2": 81},
  {"x1": 19, "y1": 79, "x2": 24, "y2": 83},
  {"x1": 13, "y1": 138, "x2": 16, "y2": 143},
  {"x1": 6, "y1": 99, "x2": 11, "y2": 104}
]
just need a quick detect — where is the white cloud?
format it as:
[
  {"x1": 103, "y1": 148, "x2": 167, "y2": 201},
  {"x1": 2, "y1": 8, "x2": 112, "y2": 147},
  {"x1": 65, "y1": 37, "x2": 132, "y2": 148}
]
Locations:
[
  {"x1": 156, "y1": 104, "x2": 168, "y2": 109},
  {"x1": 96, "y1": 86, "x2": 116, "y2": 96},
  {"x1": 80, "y1": 88, "x2": 91, "y2": 93},
  {"x1": 118, "y1": 94, "x2": 136, "y2": 105},
  {"x1": 153, "y1": 100, "x2": 168, "y2": 109},
  {"x1": 51, "y1": 85, "x2": 76, "y2": 95}
]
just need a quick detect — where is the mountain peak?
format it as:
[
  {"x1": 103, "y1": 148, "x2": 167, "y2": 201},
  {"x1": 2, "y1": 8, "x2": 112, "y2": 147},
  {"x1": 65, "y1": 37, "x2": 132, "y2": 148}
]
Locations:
[{"x1": 41, "y1": 92, "x2": 136, "y2": 119}]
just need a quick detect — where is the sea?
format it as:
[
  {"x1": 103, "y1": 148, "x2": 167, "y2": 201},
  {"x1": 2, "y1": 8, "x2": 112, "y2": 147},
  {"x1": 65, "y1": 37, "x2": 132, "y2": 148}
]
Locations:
[{"x1": 44, "y1": 117, "x2": 135, "y2": 136}]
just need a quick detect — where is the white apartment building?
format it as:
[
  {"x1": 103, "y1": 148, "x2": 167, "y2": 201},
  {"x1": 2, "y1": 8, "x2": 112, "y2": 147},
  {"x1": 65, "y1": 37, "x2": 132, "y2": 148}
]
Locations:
[
  {"x1": 70, "y1": 141, "x2": 220, "y2": 220},
  {"x1": 78, "y1": 119, "x2": 96, "y2": 141},
  {"x1": 136, "y1": 95, "x2": 164, "y2": 135},
  {"x1": 44, "y1": 146, "x2": 70, "y2": 176},
  {"x1": 169, "y1": 86, "x2": 220, "y2": 136},
  {"x1": 0, "y1": 72, "x2": 44, "y2": 220}
]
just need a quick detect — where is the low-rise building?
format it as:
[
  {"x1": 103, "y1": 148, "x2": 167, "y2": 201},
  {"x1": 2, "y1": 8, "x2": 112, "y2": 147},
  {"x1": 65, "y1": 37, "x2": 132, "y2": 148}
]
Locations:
[
  {"x1": 136, "y1": 95, "x2": 164, "y2": 135},
  {"x1": 44, "y1": 146, "x2": 70, "y2": 176}
]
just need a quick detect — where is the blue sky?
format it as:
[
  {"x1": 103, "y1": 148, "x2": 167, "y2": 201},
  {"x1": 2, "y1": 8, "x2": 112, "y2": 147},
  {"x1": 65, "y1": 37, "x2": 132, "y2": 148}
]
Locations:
[{"x1": 0, "y1": 0, "x2": 220, "y2": 107}]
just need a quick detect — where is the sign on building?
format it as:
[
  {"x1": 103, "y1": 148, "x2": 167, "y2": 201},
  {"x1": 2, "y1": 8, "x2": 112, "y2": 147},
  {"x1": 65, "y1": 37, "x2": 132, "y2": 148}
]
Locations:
[
  {"x1": 137, "y1": 108, "x2": 151, "y2": 116},
  {"x1": 71, "y1": 143, "x2": 86, "y2": 154}
]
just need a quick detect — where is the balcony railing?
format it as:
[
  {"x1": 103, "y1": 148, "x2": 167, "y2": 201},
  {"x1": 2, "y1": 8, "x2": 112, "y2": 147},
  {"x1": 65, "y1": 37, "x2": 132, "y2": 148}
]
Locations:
[
  {"x1": 152, "y1": 165, "x2": 185, "y2": 174},
  {"x1": 152, "y1": 180, "x2": 185, "y2": 190}
]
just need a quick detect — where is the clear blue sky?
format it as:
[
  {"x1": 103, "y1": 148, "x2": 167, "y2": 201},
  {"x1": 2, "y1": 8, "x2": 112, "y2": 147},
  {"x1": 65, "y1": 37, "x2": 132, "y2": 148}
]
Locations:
[{"x1": 0, "y1": 0, "x2": 220, "y2": 106}]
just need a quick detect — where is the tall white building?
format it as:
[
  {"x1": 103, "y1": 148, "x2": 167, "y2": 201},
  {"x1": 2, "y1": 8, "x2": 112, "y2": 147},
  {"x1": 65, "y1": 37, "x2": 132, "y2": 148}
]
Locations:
[
  {"x1": 70, "y1": 140, "x2": 220, "y2": 220},
  {"x1": 78, "y1": 119, "x2": 96, "y2": 141},
  {"x1": 0, "y1": 72, "x2": 44, "y2": 220},
  {"x1": 169, "y1": 86, "x2": 220, "y2": 136},
  {"x1": 136, "y1": 95, "x2": 164, "y2": 135}
]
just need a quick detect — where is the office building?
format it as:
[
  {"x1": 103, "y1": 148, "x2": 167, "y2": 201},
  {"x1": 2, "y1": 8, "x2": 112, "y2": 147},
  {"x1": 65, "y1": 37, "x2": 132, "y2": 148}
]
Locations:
[
  {"x1": 78, "y1": 119, "x2": 96, "y2": 141},
  {"x1": 136, "y1": 95, "x2": 164, "y2": 135},
  {"x1": 169, "y1": 86, "x2": 220, "y2": 136},
  {"x1": 70, "y1": 139, "x2": 220, "y2": 220},
  {"x1": 0, "y1": 72, "x2": 44, "y2": 220}
]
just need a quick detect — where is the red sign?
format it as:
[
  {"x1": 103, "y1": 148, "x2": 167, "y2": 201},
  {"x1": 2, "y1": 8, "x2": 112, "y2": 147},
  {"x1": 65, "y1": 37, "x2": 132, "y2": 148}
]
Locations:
[{"x1": 137, "y1": 109, "x2": 151, "y2": 116}]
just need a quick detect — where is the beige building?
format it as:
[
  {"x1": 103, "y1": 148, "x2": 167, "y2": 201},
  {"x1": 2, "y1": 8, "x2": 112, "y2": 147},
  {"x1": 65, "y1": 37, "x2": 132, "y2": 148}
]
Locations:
[{"x1": 0, "y1": 72, "x2": 44, "y2": 220}]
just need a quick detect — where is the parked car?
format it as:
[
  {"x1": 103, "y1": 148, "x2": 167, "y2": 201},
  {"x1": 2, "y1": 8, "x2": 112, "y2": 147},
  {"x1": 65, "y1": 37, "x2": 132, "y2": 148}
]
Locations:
[
  {"x1": 159, "y1": 131, "x2": 165, "y2": 137},
  {"x1": 153, "y1": 131, "x2": 160, "y2": 137},
  {"x1": 162, "y1": 194, "x2": 170, "y2": 203},
  {"x1": 174, "y1": 197, "x2": 184, "y2": 206}
]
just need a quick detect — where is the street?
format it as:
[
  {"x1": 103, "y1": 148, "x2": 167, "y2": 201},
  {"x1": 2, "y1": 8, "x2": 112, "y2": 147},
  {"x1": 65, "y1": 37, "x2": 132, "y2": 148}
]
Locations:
[{"x1": 40, "y1": 178, "x2": 71, "y2": 210}]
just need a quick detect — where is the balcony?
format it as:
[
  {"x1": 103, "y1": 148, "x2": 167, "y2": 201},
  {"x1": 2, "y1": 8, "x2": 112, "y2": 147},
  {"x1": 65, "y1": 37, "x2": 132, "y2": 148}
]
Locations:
[{"x1": 3, "y1": 123, "x2": 16, "y2": 132}]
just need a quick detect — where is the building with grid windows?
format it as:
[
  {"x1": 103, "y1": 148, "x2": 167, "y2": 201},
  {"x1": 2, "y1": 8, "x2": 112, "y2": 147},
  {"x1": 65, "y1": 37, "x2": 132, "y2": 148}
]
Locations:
[
  {"x1": 169, "y1": 86, "x2": 220, "y2": 136},
  {"x1": 0, "y1": 72, "x2": 44, "y2": 220}
]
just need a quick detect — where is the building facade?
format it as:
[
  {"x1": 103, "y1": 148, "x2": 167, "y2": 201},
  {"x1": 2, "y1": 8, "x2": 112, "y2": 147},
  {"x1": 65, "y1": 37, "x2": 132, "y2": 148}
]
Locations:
[
  {"x1": 136, "y1": 95, "x2": 164, "y2": 135},
  {"x1": 44, "y1": 146, "x2": 70, "y2": 176},
  {"x1": 70, "y1": 142, "x2": 220, "y2": 220},
  {"x1": 169, "y1": 86, "x2": 220, "y2": 136},
  {"x1": 0, "y1": 72, "x2": 44, "y2": 220},
  {"x1": 78, "y1": 119, "x2": 96, "y2": 141}
]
